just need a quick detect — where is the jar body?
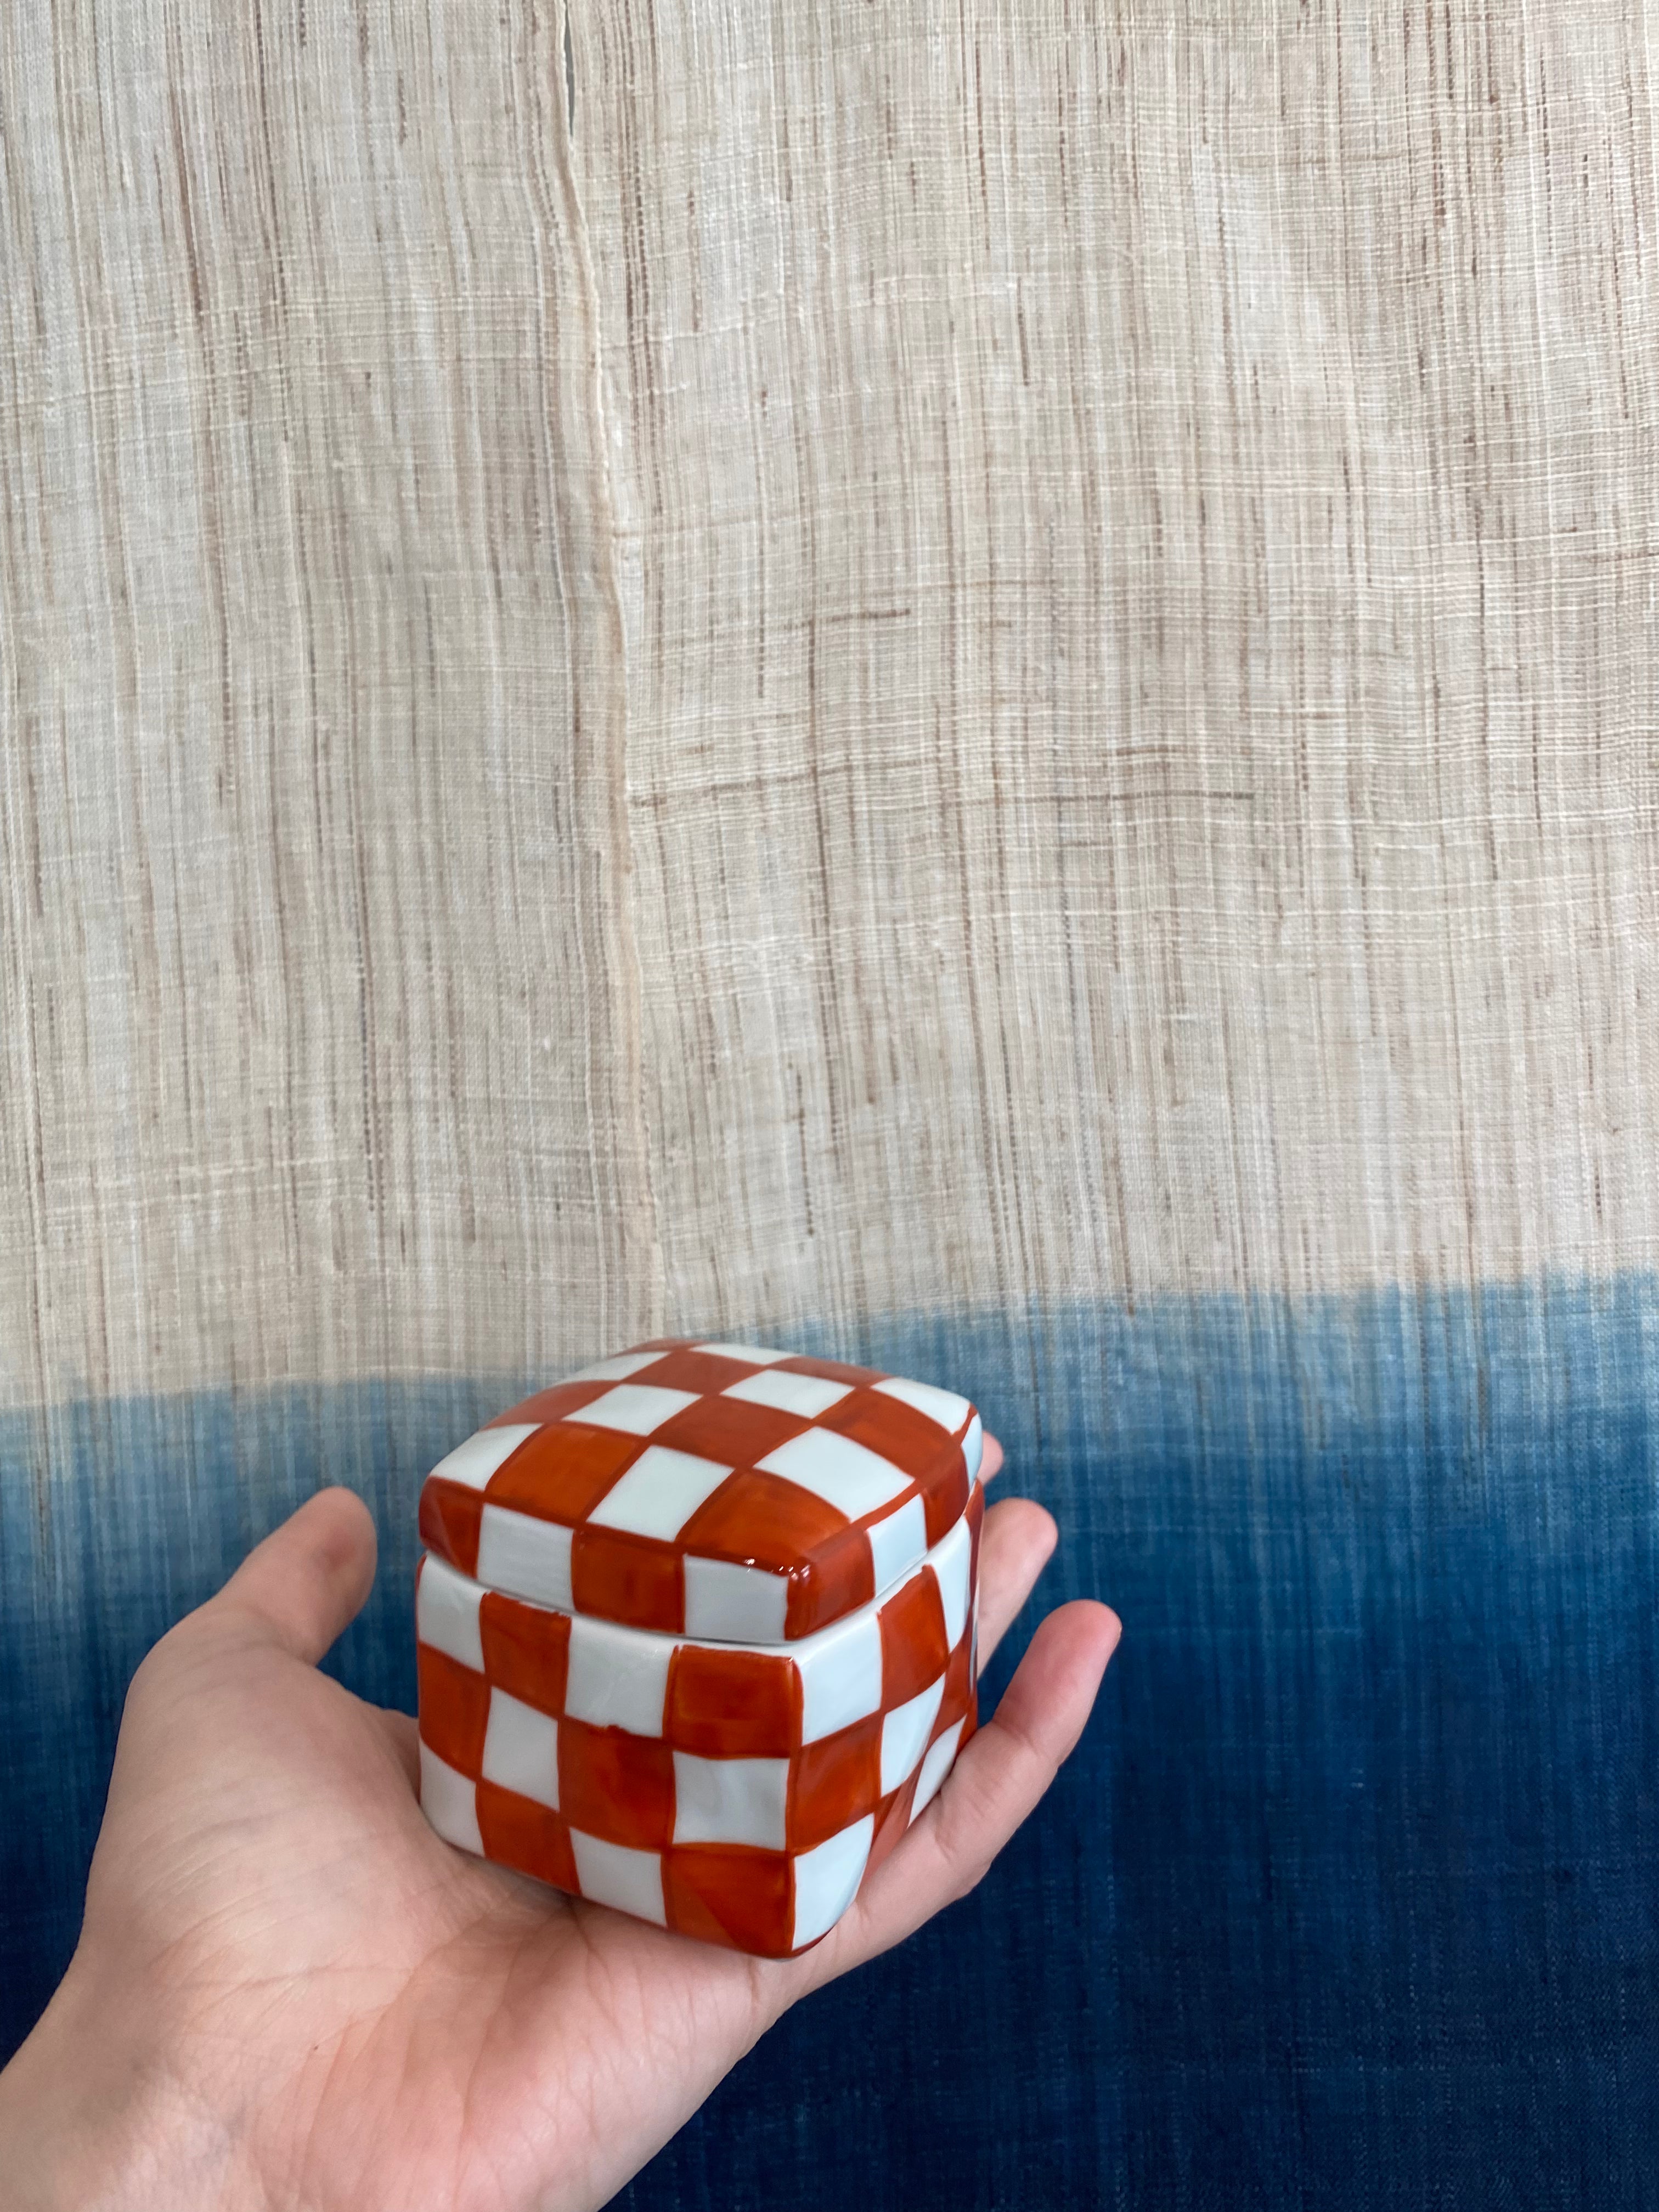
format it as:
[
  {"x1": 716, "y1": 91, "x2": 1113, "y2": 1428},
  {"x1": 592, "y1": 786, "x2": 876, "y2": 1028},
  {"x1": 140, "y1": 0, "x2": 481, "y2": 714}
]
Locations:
[{"x1": 416, "y1": 1482, "x2": 982, "y2": 1956}]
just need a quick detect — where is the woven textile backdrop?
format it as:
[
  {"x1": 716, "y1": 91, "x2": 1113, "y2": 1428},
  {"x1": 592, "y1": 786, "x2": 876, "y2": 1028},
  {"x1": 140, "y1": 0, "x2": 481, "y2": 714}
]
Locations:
[{"x1": 6, "y1": 2, "x2": 1659, "y2": 2204}]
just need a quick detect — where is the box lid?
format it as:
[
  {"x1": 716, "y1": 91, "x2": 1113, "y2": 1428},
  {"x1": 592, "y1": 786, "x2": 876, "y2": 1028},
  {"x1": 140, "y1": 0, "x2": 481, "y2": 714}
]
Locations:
[{"x1": 418, "y1": 1338, "x2": 983, "y2": 1643}]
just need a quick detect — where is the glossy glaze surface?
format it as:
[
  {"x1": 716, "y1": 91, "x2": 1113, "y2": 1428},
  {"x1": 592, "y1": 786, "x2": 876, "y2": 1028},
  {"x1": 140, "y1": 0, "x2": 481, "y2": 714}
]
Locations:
[
  {"x1": 417, "y1": 1482, "x2": 982, "y2": 1954},
  {"x1": 418, "y1": 1340, "x2": 983, "y2": 1642}
]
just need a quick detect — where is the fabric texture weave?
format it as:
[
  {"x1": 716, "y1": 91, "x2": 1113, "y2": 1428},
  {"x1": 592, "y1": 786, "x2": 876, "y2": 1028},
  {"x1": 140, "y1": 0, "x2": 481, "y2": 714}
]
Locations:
[{"x1": 4, "y1": 0, "x2": 1659, "y2": 2202}]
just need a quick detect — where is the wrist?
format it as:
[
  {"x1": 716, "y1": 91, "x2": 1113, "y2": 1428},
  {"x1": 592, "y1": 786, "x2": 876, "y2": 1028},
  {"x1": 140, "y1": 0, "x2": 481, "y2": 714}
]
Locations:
[{"x1": 0, "y1": 1951, "x2": 261, "y2": 2211}]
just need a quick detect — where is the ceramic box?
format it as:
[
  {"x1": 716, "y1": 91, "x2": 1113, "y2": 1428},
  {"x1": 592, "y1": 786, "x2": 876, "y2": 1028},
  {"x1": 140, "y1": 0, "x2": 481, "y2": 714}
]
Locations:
[{"x1": 415, "y1": 1339, "x2": 984, "y2": 1955}]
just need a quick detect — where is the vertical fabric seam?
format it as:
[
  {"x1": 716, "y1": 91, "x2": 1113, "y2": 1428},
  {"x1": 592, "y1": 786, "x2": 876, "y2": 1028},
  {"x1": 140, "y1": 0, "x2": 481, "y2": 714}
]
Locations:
[{"x1": 542, "y1": 0, "x2": 664, "y2": 1338}]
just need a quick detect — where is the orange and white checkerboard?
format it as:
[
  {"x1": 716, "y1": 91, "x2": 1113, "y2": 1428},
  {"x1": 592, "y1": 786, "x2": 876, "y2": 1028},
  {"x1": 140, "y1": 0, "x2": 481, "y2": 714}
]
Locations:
[
  {"x1": 416, "y1": 1341, "x2": 985, "y2": 1954},
  {"x1": 417, "y1": 1486, "x2": 982, "y2": 1953},
  {"x1": 417, "y1": 1340, "x2": 984, "y2": 1641}
]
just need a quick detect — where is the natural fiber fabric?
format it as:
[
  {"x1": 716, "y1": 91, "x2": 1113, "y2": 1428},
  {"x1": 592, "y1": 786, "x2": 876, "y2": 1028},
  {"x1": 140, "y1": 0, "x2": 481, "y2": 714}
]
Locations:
[
  {"x1": 5, "y1": 1, "x2": 1659, "y2": 1418},
  {"x1": 0, "y1": 0, "x2": 658, "y2": 1412},
  {"x1": 571, "y1": 0, "x2": 1659, "y2": 1327}
]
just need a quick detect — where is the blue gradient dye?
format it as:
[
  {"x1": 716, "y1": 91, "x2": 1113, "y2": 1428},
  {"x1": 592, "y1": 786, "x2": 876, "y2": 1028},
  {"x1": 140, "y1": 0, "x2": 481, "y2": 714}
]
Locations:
[{"x1": 5, "y1": 1275, "x2": 1659, "y2": 2205}]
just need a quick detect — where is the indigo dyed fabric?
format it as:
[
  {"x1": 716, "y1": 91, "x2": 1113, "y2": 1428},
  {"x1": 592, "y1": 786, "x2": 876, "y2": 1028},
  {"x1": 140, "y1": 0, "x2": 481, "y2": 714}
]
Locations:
[{"x1": 9, "y1": 1282, "x2": 1659, "y2": 2206}]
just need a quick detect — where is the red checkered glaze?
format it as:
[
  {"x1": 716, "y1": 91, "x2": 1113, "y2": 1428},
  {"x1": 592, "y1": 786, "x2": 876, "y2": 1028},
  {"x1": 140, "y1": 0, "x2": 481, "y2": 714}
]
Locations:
[
  {"x1": 417, "y1": 1483, "x2": 984, "y2": 1956},
  {"x1": 418, "y1": 1339, "x2": 984, "y2": 1642}
]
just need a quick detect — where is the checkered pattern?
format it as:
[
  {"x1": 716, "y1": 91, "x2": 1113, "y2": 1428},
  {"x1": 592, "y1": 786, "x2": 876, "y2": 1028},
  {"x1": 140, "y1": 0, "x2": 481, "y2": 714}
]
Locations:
[
  {"x1": 417, "y1": 1483, "x2": 983, "y2": 1956},
  {"x1": 418, "y1": 1339, "x2": 984, "y2": 1641}
]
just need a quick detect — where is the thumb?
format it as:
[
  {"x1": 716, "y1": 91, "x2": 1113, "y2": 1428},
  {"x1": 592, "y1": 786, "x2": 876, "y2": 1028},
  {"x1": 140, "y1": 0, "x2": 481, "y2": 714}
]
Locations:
[{"x1": 210, "y1": 1486, "x2": 379, "y2": 1664}]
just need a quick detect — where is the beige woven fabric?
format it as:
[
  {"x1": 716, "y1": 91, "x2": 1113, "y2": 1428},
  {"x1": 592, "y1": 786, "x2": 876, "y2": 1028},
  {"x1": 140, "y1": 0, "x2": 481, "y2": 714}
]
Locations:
[{"x1": 3, "y1": 1, "x2": 1658, "y2": 1413}]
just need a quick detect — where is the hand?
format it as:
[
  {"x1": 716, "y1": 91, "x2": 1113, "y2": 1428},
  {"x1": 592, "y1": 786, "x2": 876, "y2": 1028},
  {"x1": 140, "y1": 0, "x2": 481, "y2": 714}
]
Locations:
[{"x1": 0, "y1": 1441, "x2": 1119, "y2": 2211}]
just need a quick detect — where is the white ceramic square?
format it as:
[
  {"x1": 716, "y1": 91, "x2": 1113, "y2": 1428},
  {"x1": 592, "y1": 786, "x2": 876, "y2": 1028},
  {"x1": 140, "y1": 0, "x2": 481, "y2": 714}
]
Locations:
[
  {"x1": 416, "y1": 1553, "x2": 484, "y2": 1670},
  {"x1": 692, "y1": 1342, "x2": 792, "y2": 1365},
  {"x1": 928, "y1": 1512, "x2": 973, "y2": 1649},
  {"x1": 566, "y1": 1351, "x2": 669, "y2": 1384},
  {"x1": 879, "y1": 1675, "x2": 945, "y2": 1793},
  {"x1": 756, "y1": 1427, "x2": 912, "y2": 1520},
  {"x1": 571, "y1": 1832, "x2": 667, "y2": 1925},
  {"x1": 419, "y1": 1742, "x2": 483, "y2": 1854},
  {"x1": 585, "y1": 1445, "x2": 735, "y2": 1540},
  {"x1": 867, "y1": 1495, "x2": 928, "y2": 1595},
  {"x1": 571, "y1": 1384, "x2": 701, "y2": 1436},
  {"x1": 909, "y1": 1718, "x2": 964, "y2": 1823},
  {"x1": 797, "y1": 1609, "x2": 885, "y2": 1744},
  {"x1": 671, "y1": 1753, "x2": 790, "y2": 1848},
  {"x1": 720, "y1": 1369, "x2": 852, "y2": 1419},
  {"x1": 481, "y1": 1690, "x2": 560, "y2": 1809},
  {"x1": 791, "y1": 1815, "x2": 874, "y2": 1949},
  {"x1": 872, "y1": 1375, "x2": 973, "y2": 1434},
  {"x1": 563, "y1": 1612, "x2": 673, "y2": 1734},
  {"x1": 961, "y1": 1411, "x2": 984, "y2": 1480},
  {"x1": 682, "y1": 1554, "x2": 789, "y2": 1641},
  {"x1": 476, "y1": 1504, "x2": 574, "y2": 1613},
  {"x1": 427, "y1": 1423, "x2": 540, "y2": 1494}
]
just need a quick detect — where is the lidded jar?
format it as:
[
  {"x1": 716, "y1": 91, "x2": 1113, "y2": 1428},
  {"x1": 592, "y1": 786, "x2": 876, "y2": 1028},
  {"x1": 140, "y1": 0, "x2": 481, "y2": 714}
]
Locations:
[{"x1": 415, "y1": 1339, "x2": 984, "y2": 1956}]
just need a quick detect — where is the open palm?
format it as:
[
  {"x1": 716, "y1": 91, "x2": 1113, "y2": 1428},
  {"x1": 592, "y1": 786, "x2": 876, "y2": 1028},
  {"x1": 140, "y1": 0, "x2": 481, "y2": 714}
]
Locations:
[{"x1": 4, "y1": 1443, "x2": 1117, "y2": 2212}]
